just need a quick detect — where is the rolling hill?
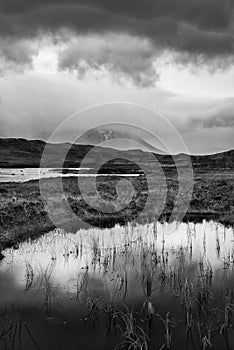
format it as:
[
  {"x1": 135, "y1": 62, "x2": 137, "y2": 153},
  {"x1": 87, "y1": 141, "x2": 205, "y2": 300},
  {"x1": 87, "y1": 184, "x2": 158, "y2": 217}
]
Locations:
[{"x1": 0, "y1": 138, "x2": 233, "y2": 171}]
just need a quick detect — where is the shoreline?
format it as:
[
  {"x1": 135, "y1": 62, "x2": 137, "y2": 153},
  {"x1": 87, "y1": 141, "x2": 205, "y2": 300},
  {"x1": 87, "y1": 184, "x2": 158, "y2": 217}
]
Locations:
[{"x1": 0, "y1": 172, "x2": 233, "y2": 257}]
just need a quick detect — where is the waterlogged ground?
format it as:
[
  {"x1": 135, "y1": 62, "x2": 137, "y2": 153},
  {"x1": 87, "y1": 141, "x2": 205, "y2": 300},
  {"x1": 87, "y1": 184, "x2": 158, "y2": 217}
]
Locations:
[{"x1": 1, "y1": 221, "x2": 234, "y2": 349}]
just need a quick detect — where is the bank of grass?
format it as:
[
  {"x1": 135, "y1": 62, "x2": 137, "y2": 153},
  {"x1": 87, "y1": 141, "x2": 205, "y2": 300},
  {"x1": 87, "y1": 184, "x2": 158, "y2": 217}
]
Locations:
[{"x1": 0, "y1": 170, "x2": 233, "y2": 255}]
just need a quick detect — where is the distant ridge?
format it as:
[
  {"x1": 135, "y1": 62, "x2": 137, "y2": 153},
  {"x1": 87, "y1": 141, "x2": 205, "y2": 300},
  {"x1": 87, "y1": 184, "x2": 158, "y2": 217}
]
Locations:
[{"x1": 0, "y1": 138, "x2": 233, "y2": 170}]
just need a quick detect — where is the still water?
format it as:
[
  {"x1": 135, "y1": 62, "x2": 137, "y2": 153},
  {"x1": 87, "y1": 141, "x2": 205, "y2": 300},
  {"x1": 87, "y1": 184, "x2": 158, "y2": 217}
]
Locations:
[
  {"x1": 0, "y1": 221, "x2": 234, "y2": 349},
  {"x1": 0, "y1": 168, "x2": 140, "y2": 183}
]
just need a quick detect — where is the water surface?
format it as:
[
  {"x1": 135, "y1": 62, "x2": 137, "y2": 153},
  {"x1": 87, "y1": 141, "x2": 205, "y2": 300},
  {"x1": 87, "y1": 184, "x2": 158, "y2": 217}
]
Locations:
[
  {"x1": 0, "y1": 168, "x2": 140, "y2": 183},
  {"x1": 0, "y1": 221, "x2": 234, "y2": 349}
]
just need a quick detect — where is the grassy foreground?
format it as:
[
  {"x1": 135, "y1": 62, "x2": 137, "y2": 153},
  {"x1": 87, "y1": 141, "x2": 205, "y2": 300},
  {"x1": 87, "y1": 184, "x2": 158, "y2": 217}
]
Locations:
[{"x1": 0, "y1": 169, "x2": 233, "y2": 256}]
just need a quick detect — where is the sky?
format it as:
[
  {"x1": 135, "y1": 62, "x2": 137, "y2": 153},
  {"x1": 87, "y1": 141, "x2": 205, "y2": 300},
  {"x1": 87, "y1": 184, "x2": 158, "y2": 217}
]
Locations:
[{"x1": 0, "y1": 0, "x2": 234, "y2": 154}]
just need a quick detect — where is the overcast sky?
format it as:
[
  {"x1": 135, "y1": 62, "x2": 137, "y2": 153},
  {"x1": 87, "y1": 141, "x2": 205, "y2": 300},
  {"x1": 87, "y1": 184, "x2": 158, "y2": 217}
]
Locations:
[{"x1": 0, "y1": 0, "x2": 233, "y2": 154}]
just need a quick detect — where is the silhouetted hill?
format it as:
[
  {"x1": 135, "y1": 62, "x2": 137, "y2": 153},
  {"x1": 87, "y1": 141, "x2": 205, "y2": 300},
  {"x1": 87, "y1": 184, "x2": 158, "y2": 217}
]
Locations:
[{"x1": 0, "y1": 138, "x2": 233, "y2": 171}]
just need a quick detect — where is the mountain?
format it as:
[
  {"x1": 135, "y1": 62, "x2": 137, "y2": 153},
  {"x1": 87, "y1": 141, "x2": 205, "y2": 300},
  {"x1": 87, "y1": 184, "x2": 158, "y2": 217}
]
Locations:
[{"x1": 0, "y1": 138, "x2": 233, "y2": 171}]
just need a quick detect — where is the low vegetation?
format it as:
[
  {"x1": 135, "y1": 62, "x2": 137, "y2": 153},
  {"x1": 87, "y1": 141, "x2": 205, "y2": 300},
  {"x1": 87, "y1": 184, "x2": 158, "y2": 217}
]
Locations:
[{"x1": 0, "y1": 168, "x2": 233, "y2": 256}]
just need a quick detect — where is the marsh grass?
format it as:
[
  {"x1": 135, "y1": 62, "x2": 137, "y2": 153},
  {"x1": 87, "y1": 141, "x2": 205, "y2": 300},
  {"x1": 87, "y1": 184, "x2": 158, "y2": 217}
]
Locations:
[
  {"x1": 1, "y1": 220, "x2": 234, "y2": 349},
  {"x1": 0, "y1": 170, "x2": 233, "y2": 256}
]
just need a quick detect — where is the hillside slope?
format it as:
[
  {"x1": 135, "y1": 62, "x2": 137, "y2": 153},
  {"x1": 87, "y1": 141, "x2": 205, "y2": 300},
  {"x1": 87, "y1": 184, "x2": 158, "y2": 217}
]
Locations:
[{"x1": 0, "y1": 138, "x2": 233, "y2": 170}]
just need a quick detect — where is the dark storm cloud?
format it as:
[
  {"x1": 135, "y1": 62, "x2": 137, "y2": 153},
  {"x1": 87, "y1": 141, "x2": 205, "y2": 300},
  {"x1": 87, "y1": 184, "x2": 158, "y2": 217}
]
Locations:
[
  {"x1": 0, "y1": 0, "x2": 232, "y2": 29},
  {"x1": 190, "y1": 101, "x2": 234, "y2": 129},
  {"x1": 0, "y1": 0, "x2": 234, "y2": 84},
  {"x1": 0, "y1": 0, "x2": 234, "y2": 57},
  {"x1": 203, "y1": 103, "x2": 234, "y2": 128},
  {"x1": 204, "y1": 115, "x2": 234, "y2": 128},
  {"x1": 0, "y1": 39, "x2": 35, "y2": 65},
  {"x1": 0, "y1": 38, "x2": 36, "y2": 74},
  {"x1": 57, "y1": 34, "x2": 159, "y2": 87}
]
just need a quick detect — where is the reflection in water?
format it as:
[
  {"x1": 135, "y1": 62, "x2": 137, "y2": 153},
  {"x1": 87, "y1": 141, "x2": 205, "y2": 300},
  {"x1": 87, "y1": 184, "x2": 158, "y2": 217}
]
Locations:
[{"x1": 0, "y1": 221, "x2": 234, "y2": 349}]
